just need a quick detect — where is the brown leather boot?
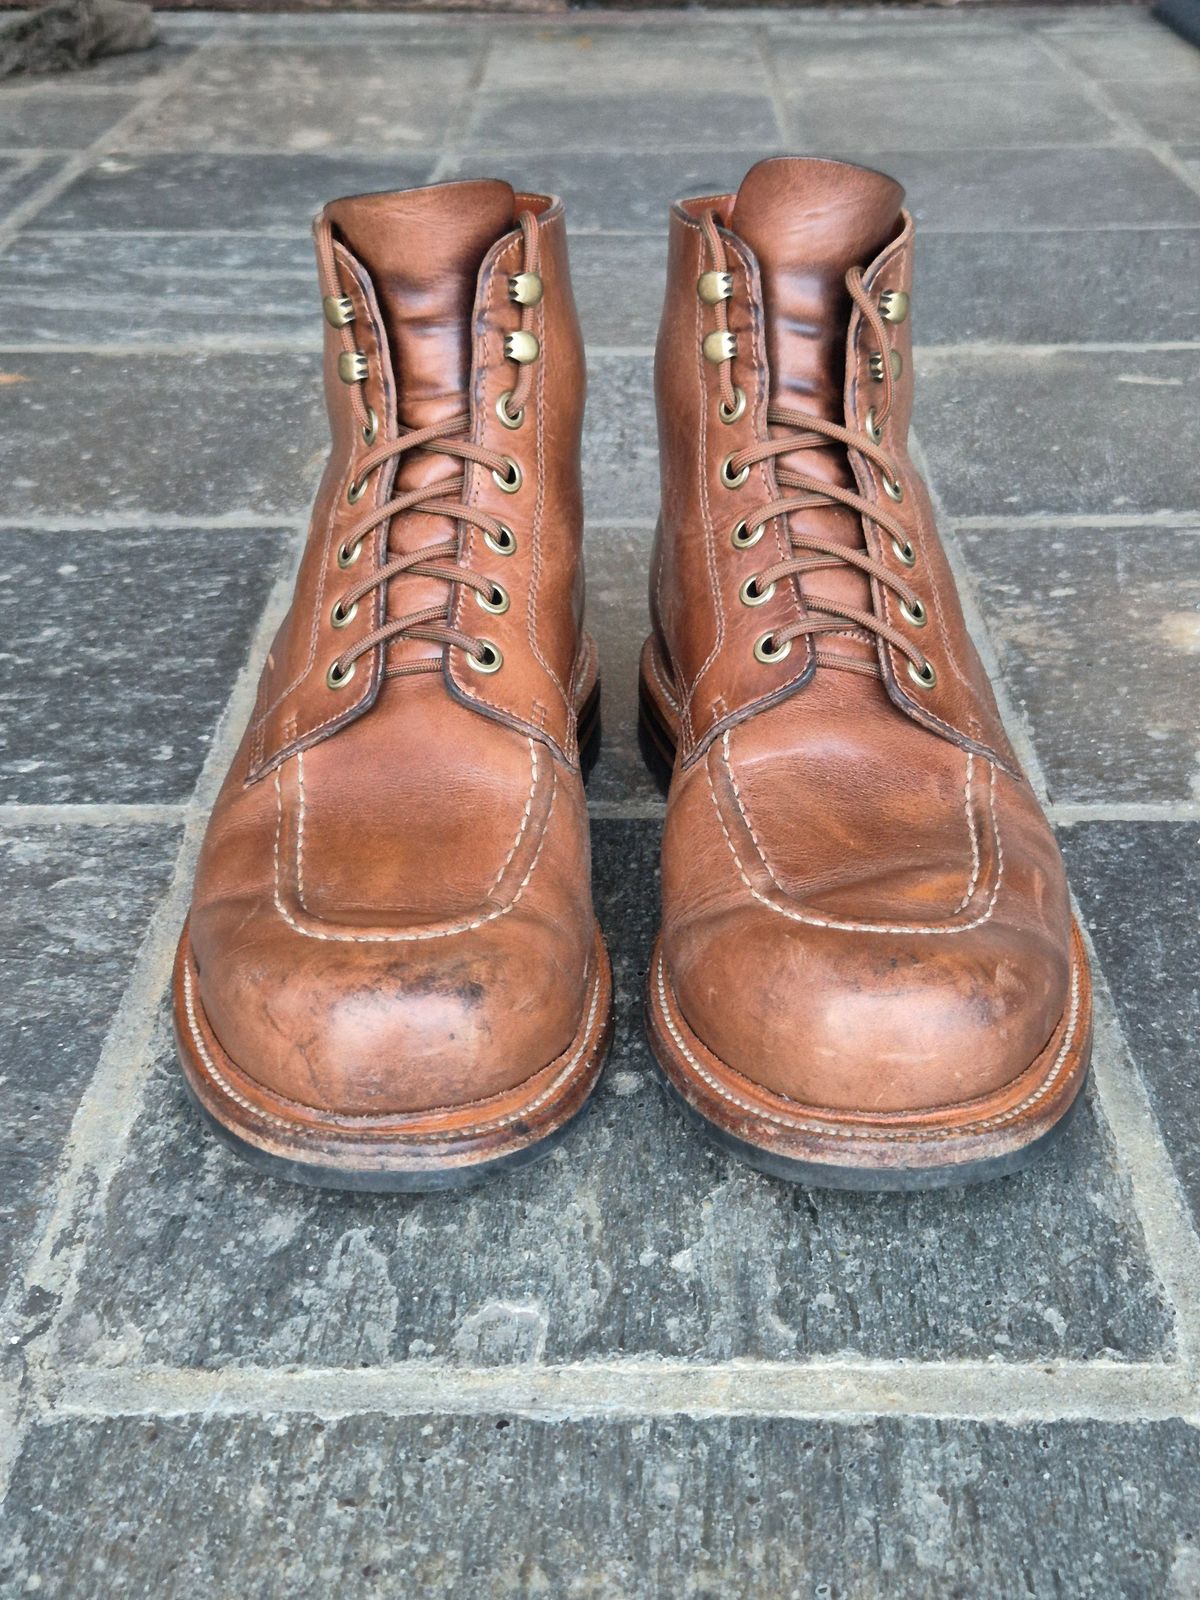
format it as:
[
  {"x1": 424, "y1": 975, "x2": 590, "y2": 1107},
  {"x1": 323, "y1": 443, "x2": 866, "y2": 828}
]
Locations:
[
  {"x1": 174, "y1": 180, "x2": 612, "y2": 1191},
  {"x1": 642, "y1": 157, "x2": 1091, "y2": 1190}
]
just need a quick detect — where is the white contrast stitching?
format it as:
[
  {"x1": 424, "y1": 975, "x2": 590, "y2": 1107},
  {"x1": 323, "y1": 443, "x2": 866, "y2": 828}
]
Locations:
[
  {"x1": 710, "y1": 737, "x2": 1003, "y2": 936},
  {"x1": 274, "y1": 748, "x2": 557, "y2": 942},
  {"x1": 654, "y1": 946, "x2": 1083, "y2": 1142}
]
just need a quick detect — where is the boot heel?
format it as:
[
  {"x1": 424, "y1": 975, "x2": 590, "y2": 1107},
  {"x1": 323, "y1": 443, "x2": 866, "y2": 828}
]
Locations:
[{"x1": 637, "y1": 675, "x2": 677, "y2": 795}]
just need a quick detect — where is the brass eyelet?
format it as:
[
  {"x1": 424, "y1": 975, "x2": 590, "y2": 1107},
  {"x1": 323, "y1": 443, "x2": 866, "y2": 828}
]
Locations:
[
  {"x1": 493, "y1": 456, "x2": 522, "y2": 495},
  {"x1": 731, "y1": 519, "x2": 765, "y2": 549},
  {"x1": 331, "y1": 598, "x2": 358, "y2": 630},
  {"x1": 346, "y1": 471, "x2": 369, "y2": 505},
  {"x1": 891, "y1": 537, "x2": 916, "y2": 568},
  {"x1": 719, "y1": 386, "x2": 746, "y2": 425},
  {"x1": 739, "y1": 575, "x2": 775, "y2": 608},
  {"x1": 326, "y1": 659, "x2": 355, "y2": 690},
  {"x1": 908, "y1": 658, "x2": 936, "y2": 690},
  {"x1": 753, "y1": 632, "x2": 792, "y2": 665},
  {"x1": 337, "y1": 537, "x2": 364, "y2": 569},
  {"x1": 865, "y1": 406, "x2": 883, "y2": 445},
  {"x1": 721, "y1": 453, "x2": 750, "y2": 490},
  {"x1": 476, "y1": 582, "x2": 510, "y2": 616},
  {"x1": 361, "y1": 407, "x2": 379, "y2": 446},
  {"x1": 485, "y1": 523, "x2": 517, "y2": 557},
  {"x1": 882, "y1": 469, "x2": 904, "y2": 503},
  {"x1": 899, "y1": 596, "x2": 927, "y2": 628},
  {"x1": 467, "y1": 641, "x2": 503, "y2": 674},
  {"x1": 496, "y1": 390, "x2": 524, "y2": 431}
]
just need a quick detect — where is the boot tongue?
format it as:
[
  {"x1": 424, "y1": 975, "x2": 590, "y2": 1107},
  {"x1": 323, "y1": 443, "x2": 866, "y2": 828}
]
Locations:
[
  {"x1": 325, "y1": 178, "x2": 516, "y2": 433},
  {"x1": 730, "y1": 157, "x2": 903, "y2": 419},
  {"x1": 730, "y1": 157, "x2": 903, "y2": 667}
]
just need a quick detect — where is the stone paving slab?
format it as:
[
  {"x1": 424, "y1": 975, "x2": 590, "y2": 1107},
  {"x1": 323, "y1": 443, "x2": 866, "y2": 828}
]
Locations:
[
  {"x1": 465, "y1": 91, "x2": 781, "y2": 152},
  {"x1": 56, "y1": 820, "x2": 1173, "y2": 1372},
  {"x1": 957, "y1": 527, "x2": 1200, "y2": 805},
  {"x1": 913, "y1": 229, "x2": 1200, "y2": 346},
  {"x1": 122, "y1": 42, "x2": 483, "y2": 154},
  {"x1": 0, "y1": 233, "x2": 318, "y2": 347},
  {"x1": 764, "y1": 25, "x2": 1074, "y2": 81},
  {"x1": 0, "y1": 155, "x2": 64, "y2": 227},
  {"x1": 4, "y1": 1413, "x2": 1200, "y2": 1600},
  {"x1": 1052, "y1": 21, "x2": 1200, "y2": 79},
  {"x1": 6, "y1": 353, "x2": 326, "y2": 519},
  {"x1": 0, "y1": 528, "x2": 293, "y2": 805},
  {"x1": 782, "y1": 77, "x2": 1119, "y2": 151},
  {"x1": 0, "y1": 91, "x2": 139, "y2": 151},
  {"x1": 0, "y1": 823, "x2": 180, "y2": 1287},
  {"x1": 35, "y1": 153, "x2": 439, "y2": 233},
  {"x1": 1103, "y1": 77, "x2": 1200, "y2": 143},
  {"x1": 916, "y1": 350, "x2": 1197, "y2": 519},
  {"x1": 1064, "y1": 824, "x2": 1200, "y2": 1231}
]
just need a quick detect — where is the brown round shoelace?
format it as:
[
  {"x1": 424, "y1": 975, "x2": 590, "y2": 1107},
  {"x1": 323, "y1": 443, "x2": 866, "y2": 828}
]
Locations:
[
  {"x1": 700, "y1": 211, "x2": 933, "y2": 686},
  {"x1": 313, "y1": 211, "x2": 543, "y2": 684}
]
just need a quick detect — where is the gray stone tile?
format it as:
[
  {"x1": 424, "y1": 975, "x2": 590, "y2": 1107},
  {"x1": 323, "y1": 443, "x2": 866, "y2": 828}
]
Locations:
[
  {"x1": 1052, "y1": 22, "x2": 1200, "y2": 79},
  {"x1": 913, "y1": 228, "x2": 1200, "y2": 345},
  {"x1": 59, "y1": 40, "x2": 197, "y2": 86},
  {"x1": 0, "y1": 90, "x2": 139, "y2": 150},
  {"x1": 6, "y1": 353, "x2": 326, "y2": 518},
  {"x1": 0, "y1": 154, "x2": 63, "y2": 223},
  {"x1": 583, "y1": 522, "x2": 659, "y2": 810},
  {"x1": 1103, "y1": 77, "x2": 1200, "y2": 143},
  {"x1": 0, "y1": 528, "x2": 291, "y2": 805},
  {"x1": 0, "y1": 823, "x2": 179, "y2": 1287},
  {"x1": 480, "y1": 25, "x2": 770, "y2": 95},
  {"x1": 583, "y1": 353, "x2": 657, "y2": 524},
  {"x1": 0, "y1": 233, "x2": 318, "y2": 347},
  {"x1": 36, "y1": 153, "x2": 437, "y2": 232},
  {"x1": 467, "y1": 92, "x2": 780, "y2": 153},
  {"x1": 916, "y1": 349, "x2": 1198, "y2": 518},
  {"x1": 784, "y1": 77, "x2": 1119, "y2": 151},
  {"x1": 571, "y1": 234, "x2": 666, "y2": 347},
  {"x1": 58, "y1": 821, "x2": 1172, "y2": 1371},
  {"x1": 887, "y1": 148, "x2": 1200, "y2": 232},
  {"x1": 1062, "y1": 823, "x2": 1200, "y2": 1230},
  {"x1": 122, "y1": 42, "x2": 479, "y2": 154},
  {"x1": 957, "y1": 527, "x2": 1200, "y2": 806},
  {"x1": 5, "y1": 1414, "x2": 1200, "y2": 1599},
  {"x1": 443, "y1": 149, "x2": 777, "y2": 234},
  {"x1": 765, "y1": 26, "x2": 1071, "y2": 82}
]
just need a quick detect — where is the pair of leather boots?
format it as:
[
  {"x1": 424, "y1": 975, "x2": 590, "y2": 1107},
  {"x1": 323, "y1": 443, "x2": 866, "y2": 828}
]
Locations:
[{"x1": 175, "y1": 157, "x2": 1092, "y2": 1195}]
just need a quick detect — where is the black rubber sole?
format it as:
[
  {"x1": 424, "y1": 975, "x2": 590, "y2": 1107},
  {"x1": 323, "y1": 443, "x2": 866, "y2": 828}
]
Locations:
[
  {"x1": 180, "y1": 1070, "x2": 597, "y2": 1194},
  {"x1": 656, "y1": 1069, "x2": 1086, "y2": 1193}
]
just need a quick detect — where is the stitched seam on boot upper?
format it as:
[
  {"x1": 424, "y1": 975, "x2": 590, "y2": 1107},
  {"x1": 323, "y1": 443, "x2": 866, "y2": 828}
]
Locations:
[
  {"x1": 273, "y1": 740, "x2": 558, "y2": 942},
  {"x1": 655, "y1": 947, "x2": 1081, "y2": 1138},
  {"x1": 708, "y1": 735, "x2": 1004, "y2": 936}
]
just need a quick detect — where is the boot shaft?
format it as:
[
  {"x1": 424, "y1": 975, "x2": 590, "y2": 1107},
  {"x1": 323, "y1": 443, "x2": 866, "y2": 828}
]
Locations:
[
  {"x1": 248, "y1": 179, "x2": 588, "y2": 784},
  {"x1": 651, "y1": 155, "x2": 1017, "y2": 776}
]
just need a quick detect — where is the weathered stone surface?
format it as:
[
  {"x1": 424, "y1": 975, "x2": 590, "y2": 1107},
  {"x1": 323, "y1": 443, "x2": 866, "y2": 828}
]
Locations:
[
  {"x1": 958, "y1": 526, "x2": 1200, "y2": 804},
  {"x1": 784, "y1": 77, "x2": 1116, "y2": 150},
  {"x1": 571, "y1": 234, "x2": 666, "y2": 348},
  {"x1": 4, "y1": 1414, "x2": 1200, "y2": 1599},
  {"x1": 0, "y1": 528, "x2": 291, "y2": 805},
  {"x1": 480, "y1": 24, "x2": 770, "y2": 95},
  {"x1": 914, "y1": 229, "x2": 1200, "y2": 346},
  {"x1": 0, "y1": 90, "x2": 138, "y2": 149},
  {"x1": 1052, "y1": 21, "x2": 1200, "y2": 78},
  {"x1": 466, "y1": 92, "x2": 780, "y2": 152},
  {"x1": 124, "y1": 42, "x2": 481, "y2": 153},
  {"x1": 36, "y1": 153, "x2": 437, "y2": 232},
  {"x1": 0, "y1": 155, "x2": 63, "y2": 224},
  {"x1": 1063, "y1": 823, "x2": 1200, "y2": 1230},
  {"x1": 1103, "y1": 77, "x2": 1200, "y2": 143},
  {"x1": 57, "y1": 820, "x2": 1172, "y2": 1371},
  {"x1": 916, "y1": 350, "x2": 1199, "y2": 518},
  {"x1": 583, "y1": 353, "x2": 657, "y2": 523},
  {"x1": 6, "y1": 353, "x2": 326, "y2": 518},
  {"x1": 583, "y1": 522, "x2": 661, "y2": 810},
  {"x1": 767, "y1": 24, "x2": 1072, "y2": 82},
  {"x1": 886, "y1": 148, "x2": 1200, "y2": 232},
  {"x1": 0, "y1": 233, "x2": 318, "y2": 347},
  {"x1": 0, "y1": 823, "x2": 179, "y2": 1286}
]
